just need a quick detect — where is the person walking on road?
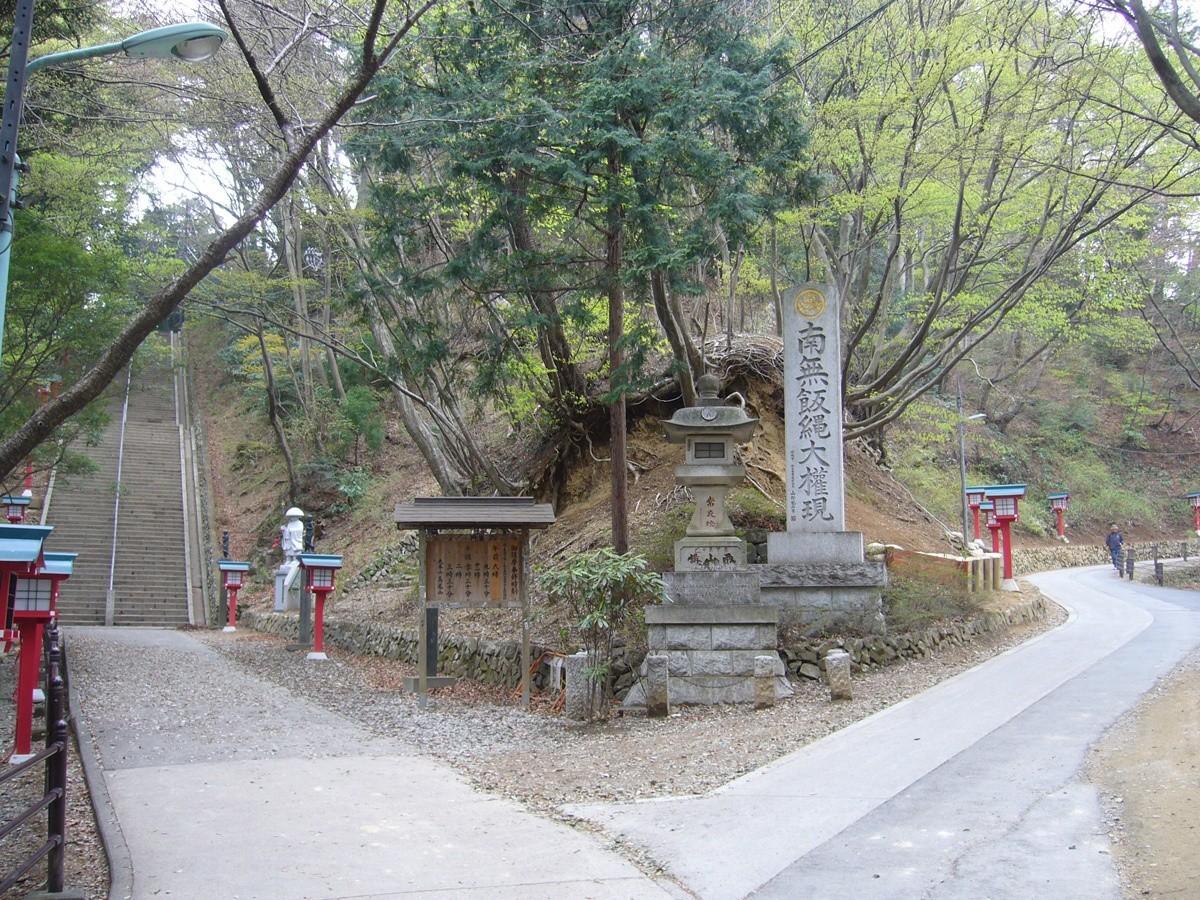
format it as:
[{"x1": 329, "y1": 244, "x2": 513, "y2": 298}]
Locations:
[{"x1": 1105, "y1": 523, "x2": 1124, "y2": 576}]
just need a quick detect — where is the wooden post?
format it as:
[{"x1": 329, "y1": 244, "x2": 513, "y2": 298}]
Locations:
[
  {"x1": 418, "y1": 529, "x2": 428, "y2": 709},
  {"x1": 521, "y1": 528, "x2": 531, "y2": 709}
]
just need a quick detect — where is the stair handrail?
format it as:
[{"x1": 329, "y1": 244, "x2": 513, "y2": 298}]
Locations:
[{"x1": 105, "y1": 367, "x2": 133, "y2": 627}]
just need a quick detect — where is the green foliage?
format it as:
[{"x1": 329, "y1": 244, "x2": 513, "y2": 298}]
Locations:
[
  {"x1": 537, "y1": 548, "x2": 665, "y2": 720},
  {"x1": 334, "y1": 386, "x2": 385, "y2": 464},
  {"x1": 334, "y1": 467, "x2": 372, "y2": 508}
]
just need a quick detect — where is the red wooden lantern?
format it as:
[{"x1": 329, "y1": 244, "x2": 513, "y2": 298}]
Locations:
[
  {"x1": 965, "y1": 487, "x2": 987, "y2": 541},
  {"x1": 10, "y1": 551, "x2": 74, "y2": 762},
  {"x1": 1047, "y1": 492, "x2": 1070, "y2": 541},
  {"x1": 982, "y1": 485, "x2": 1026, "y2": 590},
  {"x1": 2, "y1": 494, "x2": 30, "y2": 524},
  {"x1": 218, "y1": 560, "x2": 250, "y2": 633},
  {"x1": 297, "y1": 554, "x2": 343, "y2": 660},
  {"x1": 1187, "y1": 492, "x2": 1200, "y2": 533}
]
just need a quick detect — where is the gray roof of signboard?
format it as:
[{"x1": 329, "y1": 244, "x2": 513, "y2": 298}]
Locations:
[{"x1": 394, "y1": 497, "x2": 556, "y2": 529}]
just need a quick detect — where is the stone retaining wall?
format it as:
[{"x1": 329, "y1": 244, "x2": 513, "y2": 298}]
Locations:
[
  {"x1": 241, "y1": 609, "x2": 548, "y2": 689},
  {"x1": 1010, "y1": 542, "x2": 1170, "y2": 573},
  {"x1": 243, "y1": 593, "x2": 1049, "y2": 698},
  {"x1": 779, "y1": 594, "x2": 1049, "y2": 682}
]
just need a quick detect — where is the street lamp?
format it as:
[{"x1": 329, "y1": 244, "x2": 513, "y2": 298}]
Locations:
[
  {"x1": 955, "y1": 395, "x2": 987, "y2": 547},
  {"x1": 0, "y1": 20, "x2": 226, "y2": 359}
]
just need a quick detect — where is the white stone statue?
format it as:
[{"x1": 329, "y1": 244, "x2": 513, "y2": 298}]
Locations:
[{"x1": 281, "y1": 506, "x2": 305, "y2": 560}]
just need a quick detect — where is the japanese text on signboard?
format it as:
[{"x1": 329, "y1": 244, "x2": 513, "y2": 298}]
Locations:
[{"x1": 426, "y1": 535, "x2": 524, "y2": 608}]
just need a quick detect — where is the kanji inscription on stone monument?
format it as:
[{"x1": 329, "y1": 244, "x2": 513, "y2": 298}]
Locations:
[
  {"x1": 783, "y1": 283, "x2": 846, "y2": 532},
  {"x1": 425, "y1": 534, "x2": 523, "y2": 608}
]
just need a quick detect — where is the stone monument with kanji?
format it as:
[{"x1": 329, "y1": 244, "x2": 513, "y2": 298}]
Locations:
[{"x1": 761, "y1": 283, "x2": 886, "y2": 633}]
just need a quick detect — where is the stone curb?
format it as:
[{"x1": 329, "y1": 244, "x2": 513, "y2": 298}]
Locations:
[{"x1": 66, "y1": 640, "x2": 134, "y2": 900}]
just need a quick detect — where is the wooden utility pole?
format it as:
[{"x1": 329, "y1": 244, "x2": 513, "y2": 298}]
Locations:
[{"x1": 607, "y1": 143, "x2": 628, "y2": 554}]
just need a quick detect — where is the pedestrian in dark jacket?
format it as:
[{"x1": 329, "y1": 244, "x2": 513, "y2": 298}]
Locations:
[{"x1": 1105, "y1": 524, "x2": 1124, "y2": 575}]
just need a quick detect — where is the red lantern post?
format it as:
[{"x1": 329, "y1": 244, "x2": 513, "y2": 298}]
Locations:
[
  {"x1": 983, "y1": 484, "x2": 1026, "y2": 591},
  {"x1": 218, "y1": 560, "x2": 250, "y2": 633},
  {"x1": 982, "y1": 501, "x2": 999, "y2": 554},
  {"x1": 2, "y1": 494, "x2": 30, "y2": 524},
  {"x1": 298, "y1": 554, "x2": 342, "y2": 661},
  {"x1": 965, "y1": 487, "x2": 986, "y2": 541},
  {"x1": 10, "y1": 551, "x2": 72, "y2": 763},
  {"x1": 1048, "y1": 492, "x2": 1070, "y2": 542},
  {"x1": 1187, "y1": 492, "x2": 1200, "y2": 534}
]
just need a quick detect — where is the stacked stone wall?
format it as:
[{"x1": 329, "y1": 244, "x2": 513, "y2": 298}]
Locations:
[
  {"x1": 243, "y1": 593, "x2": 1048, "y2": 697},
  {"x1": 241, "y1": 609, "x2": 546, "y2": 688},
  {"x1": 1010, "y1": 542, "x2": 1168, "y2": 573},
  {"x1": 779, "y1": 594, "x2": 1049, "y2": 682}
]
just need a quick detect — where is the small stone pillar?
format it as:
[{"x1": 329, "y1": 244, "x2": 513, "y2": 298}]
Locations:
[
  {"x1": 564, "y1": 651, "x2": 599, "y2": 721},
  {"x1": 826, "y1": 649, "x2": 852, "y2": 701},
  {"x1": 644, "y1": 655, "x2": 669, "y2": 718},
  {"x1": 754, "y1": 656, "x2": 776, "y2": 710}
]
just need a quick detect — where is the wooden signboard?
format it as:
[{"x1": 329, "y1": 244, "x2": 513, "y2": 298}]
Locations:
[{"x1": 425, "y1": 535, "x2": 524, "y2": 608}]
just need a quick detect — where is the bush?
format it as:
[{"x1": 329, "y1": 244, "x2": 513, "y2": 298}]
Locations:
[{"x1": 536, "y1": 548, "x2": 665, "y2": 721}]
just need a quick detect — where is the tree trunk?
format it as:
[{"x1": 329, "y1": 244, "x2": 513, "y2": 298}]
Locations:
[{"x1": 256, "y1": 326, "x2": 299, "y2": 502}]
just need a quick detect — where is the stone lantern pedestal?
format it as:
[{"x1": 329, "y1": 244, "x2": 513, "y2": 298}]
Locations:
[{"x1": 627, "y1": 375, "x2": 791, "y2": 708}]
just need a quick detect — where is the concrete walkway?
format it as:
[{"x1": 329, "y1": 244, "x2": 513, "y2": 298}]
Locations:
[
  {"x1": 67, "y1": 628, "x2": 674, "y2": 900},
  {"x1": 568, "y1": 566, "x2": 1200, "y2": 899}
]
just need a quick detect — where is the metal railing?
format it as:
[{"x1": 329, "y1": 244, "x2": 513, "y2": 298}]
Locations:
[{"x1": 0, "y1": 620, "x2": 69, "y2": 895}]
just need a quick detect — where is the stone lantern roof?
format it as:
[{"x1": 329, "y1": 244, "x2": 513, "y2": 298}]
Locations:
[{"x1": 662, "y1": 374, "x2": 758, "y2": 444}]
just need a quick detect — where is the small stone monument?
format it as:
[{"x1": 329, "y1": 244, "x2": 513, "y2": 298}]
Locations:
[
  {"x1": 825, "y1": 648, "x2": 852, "y2": 701},
  {"x1": 626, "y1": 375, "x2": 791, "y2": 707},
  {"x1": 760, "y1": 283, "x2": 886, "y2": 634}
]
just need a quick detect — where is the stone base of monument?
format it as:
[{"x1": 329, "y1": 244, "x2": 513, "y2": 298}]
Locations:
[
  {"x1": 624, "y1": 605, "x2": 792, "y2": 707},
  {"x1": 674, "y1": 536, "x2": 747, "y2": 572},
  {"x1": 222, "y1": 625, "x2": 236, "y2": 633},
  {"x1": 1001, "y1": 578, "x2": 1020, "y2": 592},
  {"x1": 305, "y1": 651, "x2": 328, "y2": 661},
  {"x1": 760, "y1": 531, "x2": 887, "y2": 635}
]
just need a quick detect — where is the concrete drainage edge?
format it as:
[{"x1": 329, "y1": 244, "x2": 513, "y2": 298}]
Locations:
[{"x1": 67, "y1": 648, "x2": 134, "y2": 900}]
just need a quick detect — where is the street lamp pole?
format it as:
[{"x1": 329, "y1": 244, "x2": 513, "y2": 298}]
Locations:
[{"x1": 0, "y1": 15, "x2": 225, "y2": 360}]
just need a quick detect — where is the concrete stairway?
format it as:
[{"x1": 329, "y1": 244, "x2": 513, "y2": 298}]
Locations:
[
  {"x1": 42, "y1": 392, "x2": 122, "y2": 624},
  {"x1": 46, "y1": 353, "x2": 193, "y2": 626}
]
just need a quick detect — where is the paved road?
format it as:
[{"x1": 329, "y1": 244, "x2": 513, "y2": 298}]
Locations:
[
  {"x1": 569, "y1": 566, "x2": 1200, "y2": 899},
  {"x1": 67, "y1": 628, "x2": 674, "y2": 900}
]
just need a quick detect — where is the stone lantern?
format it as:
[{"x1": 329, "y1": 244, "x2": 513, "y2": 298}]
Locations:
[
  {"x1": 661, "y1": 373, "x2": 758, "y2": 571},
  {"x1": 2, "y1": 494, "x2": 30, "y2": 524},
  {"x1": 1047, "y1": 491, "x2": 1070, "y2": 542},
  {"x1": 964, "y1": 486, "x2": 987, "y2": 541},
  {"x1": 218, "y1": 560, "x2": 250, "y2": 633},
  {"x1": 982, "y1": 484, "x2": 1025, "y2": 591},
  {"x1": 297, "y1": 553, "x2": 342, "y2": 661}
]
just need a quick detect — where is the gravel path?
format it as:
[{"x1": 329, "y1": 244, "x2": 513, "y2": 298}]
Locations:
[{"x1": 195, "y1": 593, "x2": 1067, "y2": 815}]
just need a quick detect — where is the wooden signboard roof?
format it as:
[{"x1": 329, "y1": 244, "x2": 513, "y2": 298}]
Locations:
[{"x1": 394, "y1": 497, "x2": 556, "y2": 530}]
